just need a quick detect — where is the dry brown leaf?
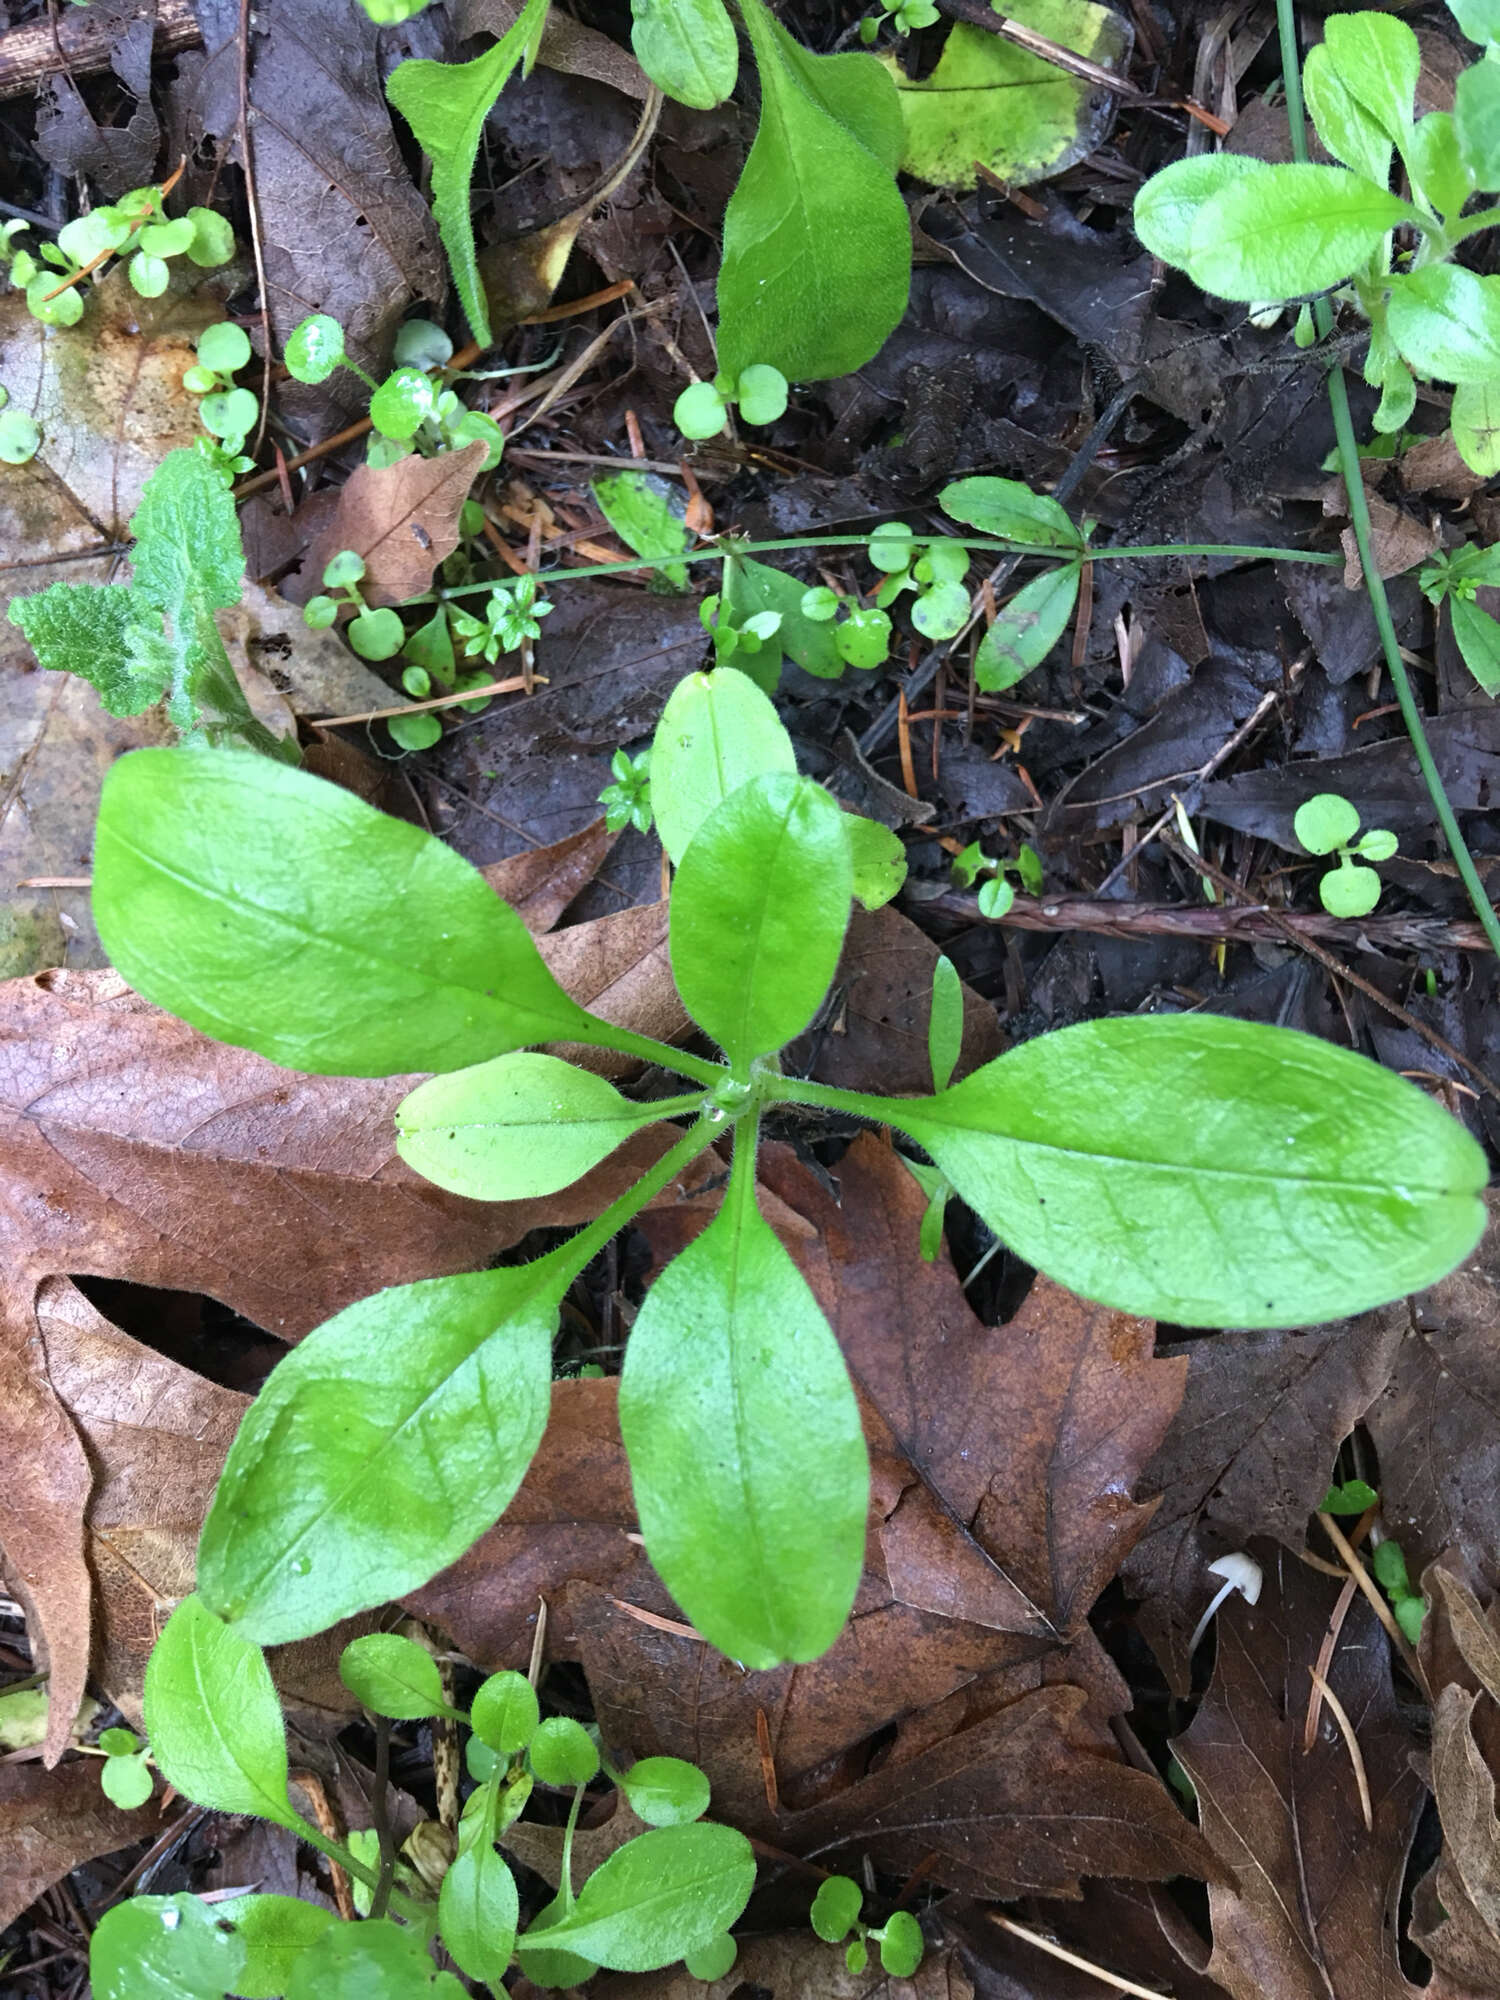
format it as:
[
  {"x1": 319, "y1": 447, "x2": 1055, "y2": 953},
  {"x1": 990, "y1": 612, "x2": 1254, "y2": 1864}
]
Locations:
[
  {"x1": 594, "y1": 1933, "x2": 975, "y2": 1998},
  {"x1": 1433, "y1": 1684, "x2": 1500, "y2": 1946},
  {"x1": 459, "y1": 0, "x2": 650, "y2": 99},
  {"x1": 1414, "y1": 1849, "x2": 1500, "y2": 1999},
  {"x1": 541, "y1": 900, "x2": 689, "y2": 1075},
  {"x1": 300, "y1": 443, "x2": 489, "y2": 608},
  {"x1": 0, "y1": 1757, "x2": 161, "y2": 1930},
  {"x1": 481, "y1": 817, "x2": 616, "y2": 933},
  {"x1": 1175, "y1": 1550, "x2": 1424, "y2": 2000}
]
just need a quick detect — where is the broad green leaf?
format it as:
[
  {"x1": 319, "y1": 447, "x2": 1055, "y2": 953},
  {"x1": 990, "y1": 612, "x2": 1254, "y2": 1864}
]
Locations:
[
  {"x1": 1451, "y1": 594, "x2": 1500, "y2": 693},
  {"x1": 650, "y1": 666, "x2": 796, "y2": 866},
  {"x1": 130, "y1": 444, "x2": 245, "y2": 615},
  {"x1": 1457, "y1": 49, "x2": 1500, "y2": 188},
  {"x1": 1387, "y1": 265, "x2": 1500, "y2": 382},
  {"x1": 619, "y1": 1170, "x2": 867, "y2": 1666},
  {"x1": 723, "y1": 554, "x2": 843, "y2": 680},
  {"x1": 339, "y1": 1631, "x2": 447, "y2": 1718},
  {"x1": 631, "y1": 0, "x2": 737, "y2": 107},
  {"x1": 974, "y1": 563, "x2": 1079, "y2": 690},
  {"x1": 1407, "y1": 111, "x2": 1473, "y2": 217},
  {"x1": 928, "y1": 953, "x2": 964, "y2": 1092},
  {"x1": 1451, "y1": 0, "x2": 1500, "y2": 42},
  {"x1": 386, "y1": 0, "x2": 551, "y2": 345},
  {"x1": 471, "y1": 1668, "x2": 540, "y2": 1752},
  {"x1": 616, "y1": 1755, "x2": 711, "y2": 1825},
  {"x1": 939, "y1": 474, "x2": 1083, "y2": 550},
  {"x1": 90, "y1": 1894, "x2": 247, "y2": 2000},
  {"x1": 1294, "y1": 792, "x2": 1360, "y2": 855},
  {"x1": 197, "y1": 1265, "x2": 558, "y2": 1643},
  {"x1": 519, "y1": 1824, "x2": 756, "y2": 1971},
  {"x1": 591, "y1": 471, "x2": 691, "y2": 589},
  {"x1": 1186, "y1": 164, "x2": 1410, "y2": 300},
  {"x1": 717, "y1": 0, "x2": 909, "y2": 383},
  {"x1": 516, "y1": 1892, "x2": 599, "y2": 1988},
  {"x1": 845, "y1": 813, "x2": 907, "y2": 911},
  {"x1": 397, "y1": 1052, "x2": 674, "y2": 1200},
  {"x1": 222, "y1": 1897, "x2": 338, "y2": 2000},
  {"x1": 1131, "y1": 152, "x2": 1259, "y2": 271},
  {"x1": 142, "y1": 1598, "x2": 298, "y2": 1825},
  {"x1": 1304, "y1": 45, "x2": 1393, "y2": 185},
  {"x1": 8, "y1": 583, "x2": 167, "y2": 715},
  {"x1": 1452, "y1": 377, "x2": 1500, "y2": 473},
  {"x1": 884, "y1": 1, "x2": 1129, "y2": 191},
  {"x1": 93, "y1": 748, "x2": 600, "y2": 1077},
  {"x1": 1318, "y1": 11, "x2": 1418, "y2": 145},
  {"x1": 440, "y1": 1786, "x2": 519, "y2": 1986},
  {"x1": 286, "y1": 1917, "x2": 467, "y2": 1998},
  {"x1": 669, "y1": 773, "x2": 853, "y2": 1069},
  {"x1": 878, "y1": 1015, "x2": 1488, "y2": 1327}
]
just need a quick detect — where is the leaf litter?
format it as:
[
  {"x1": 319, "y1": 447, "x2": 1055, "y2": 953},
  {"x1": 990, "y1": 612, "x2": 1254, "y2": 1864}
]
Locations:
[{"x1": 3, "y1": 0, "x2": 1500, "y2": 1992}]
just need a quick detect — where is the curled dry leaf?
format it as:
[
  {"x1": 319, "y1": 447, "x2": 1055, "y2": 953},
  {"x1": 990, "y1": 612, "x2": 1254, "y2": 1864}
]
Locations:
[{"x1": 300, "y1": 442, "x2": 489, "y2": 608}]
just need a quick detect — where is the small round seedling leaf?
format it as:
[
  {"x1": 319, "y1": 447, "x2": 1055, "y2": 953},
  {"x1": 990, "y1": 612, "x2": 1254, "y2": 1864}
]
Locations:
[
  {"x1": 139, "y1": 216, "x2": 195, "y2": 258},
  {"x1": 395, "y1": 317, "x2": 454, "y2": 370},
  {"x1": 529, "y1": 1715, "x2": 599, "y2": 1786},
  {"x1": 1322, "y1": 1478, "x2": 1379, "y2": 1515},
  {"x1": 685, "y1": 1933, "x2": 738, "y2": 1979},
  {"x1": 1319, "y1": 860, "x2": 1381, "y2": 917},
  {"x1": 198, "y1": 321, "x2": 252, "y2": 375},
  {"x1": 389, "y1": 710, "x2": 442, "y2": 752},
  {"x1": 912, "y1": 578, "x2": 970, "y2": 639},
  {"x1": 470, "y1": 1669, "x2": 539, "y2": 1754},
  {"x1": 339, "y1": 1631, "x2": 446, "y2": 1718},
  {"x1": 616, "y1": 1755, "x2": 712, "y2": 1826},
  {"x1": 1294, "y1": 792, "x2": 1361, "y2": 855},
  {"x1": 91, "y1": 1894, "x2": 247, "y2": 2000},
  {"x1": 1373, "y1": 1539, "x2": 1410, "y2": 1593},
  {"x1": 100, "y1": 1751, "x2": 154, "y2": 1809},
  {"x1": 811, "y1": 1875, "x2": 863, "y2": 1943},
  {"x1": 977, "y1": 875, "x2": 1015, "y2": 919},
  {"x1": 370, "y1": 365, "x2": 434, "y2": 440},
  {"x1": 847, "y1": 1935, "x2": 869, "y2": 1973},
  {"x1": 1355, "y1": 827, "x2": 1398, "y2": 862},
  {"x1": 879, "y1": 1910, "x2": 924, "y2": 1977},
  {"x1": 1396, "y1": 1594, "x2": 1426, "y2": 1644},
  {"x1": 99, "y1": 1726, "x2": 140, "y2": 1755},
  {"x1": 675, "y1": 380, "x2": 728, "y2": 438},
  {"x1": 800, "y1": 585, "x2": 840, "y2": 621},
  {"x1": 349, "y1": 608, "x2": 405, "y2": 660},
  {"x1": 834, "y1": 604, "x2": 892, "y2": 669},
  {"x1": 322, "y1": 547, "x2": 366, "y2": 588},
  {"x1": 186, "y1": 206, "x2": 235, "y2": 265},
  {"x1": 869, "y1": 521, "x2": 915, "y2": 571},
  {"x1": 0, "y1": 410, "x2": 41, "y2": 463},
  {"x1": 302, "y1": 594, "x2": 338, "y2": 629},
  {"x1": 735, "y1": 363, "x2": 788, "y2": 425},
  {"x1": 129, "y1": 254, "x2": 171, "y2": 298},
  {"x1": 285, "y1": 313, "x2": 346, "y2": 383},
  {"x1": 199, "y1": 387, "x2": 259, "y2": 440}
]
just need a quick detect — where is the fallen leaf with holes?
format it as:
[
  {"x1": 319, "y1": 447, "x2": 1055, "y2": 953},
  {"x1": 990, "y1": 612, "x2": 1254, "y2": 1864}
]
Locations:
[
  {"x1": 595, "y1": 1932, "x2": 975, "y2": 1997},
  {"x1": 0, "y1": 1758, "x2": 162, "y2": 1931},
  {"x1": 1123, "y1": 1311, "x2": 1407, "y2": 1692},
  {"x1": 300, "y1": 443, "x2": 488, "y2": 608},
  {"x1": 1174, "y1": 1550, "x2": 1424, "y2": 2000}
]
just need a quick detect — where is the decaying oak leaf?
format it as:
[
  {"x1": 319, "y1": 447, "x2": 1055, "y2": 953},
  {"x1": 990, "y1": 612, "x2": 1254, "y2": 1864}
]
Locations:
[
  {"x1": 1124, "y1": 1311, "x2": 1406, "y2": 1692},
  {"x1": 299, "y1": 443, "x2": 488, "y2": 608},
  {"x1": 1175, "y1": 1550, "x2": 1424, "y2": 2000},
  {"x1": 0, "y1": 1758, "x2": 162, "y2": 1931}
]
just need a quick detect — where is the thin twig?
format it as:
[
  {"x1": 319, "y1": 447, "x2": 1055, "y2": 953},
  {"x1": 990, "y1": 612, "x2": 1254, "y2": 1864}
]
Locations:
[
  {"x1": 369, "y1": 1716, "x2": 396, "y2": 1921},
  {"x1": 1304, "y1": 1572, "x2": 1359, "y2": 1750},
  {"x1": 1316, "y1": 1511, "x2": 1429, "y2": 1694},
  {"x1": 988, "y1": 1913, "x2": 1177, "y2": 1998},
  {"x1": 1306, "y1": 1666, "x2": 1373, "y2": 1831},
  {"x1": 237, "y1": 0, "x2": 272, "y2": 458},
  {"x1": 315, "y1": 672, "x2": 532, "y2": 729}
]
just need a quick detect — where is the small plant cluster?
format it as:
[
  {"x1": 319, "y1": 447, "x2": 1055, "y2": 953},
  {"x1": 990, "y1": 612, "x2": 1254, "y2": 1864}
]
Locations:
[
  {"x1": 674, "y1": 363, "x2": 789, "y2": 440},
  {"x1": 858, "y1": 0, "x2": 940, "y2": 43},
  {"x1": 953, "y1": 837, "x2": 1044, "y2": 919},
  {"x1": 1294, "y1": 792, "x2": 1397, "y2": 917},
  {"x1": 182, "y1": 321, "x2": 260, "y2": 477},
  {"x1": 1420, "y1": 538, "x2": 1500, "y2": 694},
  {"x1": 1322, "y1": 1478, "x2": 1425, "y2": 1642},
  {"x1": 810, "y1": 1874, "x2": 924, "y2": 1976},
  {"x1": 1, "y1": 184, "x2": 232, "y2": 325},
  {"x1": 283, "y1": 313, "x2": 504, "y2": 470},
  {"x1": 1134, "y1": 6, "x2": 1500, "y2": 479},
  {"x1": 85, "y1": 1607, "x2": 755, "y2": 1994}
]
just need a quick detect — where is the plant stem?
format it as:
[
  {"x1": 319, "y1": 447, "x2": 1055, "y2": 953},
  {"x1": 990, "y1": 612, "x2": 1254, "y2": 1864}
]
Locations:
[
  {"x1": 283, "y1": 1810, "x2": 427, "y2": 1923},
  {"x1": 761, "y1": 1071, "x2": 922, "y2": 1127},
  {"x1": 370, "y1": 1716, "x2": 397, "y2": 1921},
  {"x1": 435, "y1": 536, "x2": 1340, "y2": 597},
  {"x1": 548, "y1": 1113, "x2": 722, "y2": 1291},
  {"x1": 574, "y1": 1024, "x2": 722, "y2": 1087},
  {"x1": 1277, "y1": 0, "x2": 1500, "y2": 958}
]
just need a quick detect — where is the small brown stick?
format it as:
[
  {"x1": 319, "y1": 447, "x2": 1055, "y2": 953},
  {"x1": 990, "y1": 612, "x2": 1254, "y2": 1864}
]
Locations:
[
  {"x1": 289, "y1": 1769, "x2": 356, "y2": 1921},
  {"x1": 988, "y1": 1912, "x2": 1178, "y2": 1998},
  {"x1": 755, "y1": 1709, "x2": 780, "y2": 1815},
  {"x1": 0, "y1": 0, "x2": 199, "y2": 99},
  {"x1": 1307, "y1": 1666, "x2": 1373, "y2": 1830},
  {"x1": 237, "y1": 0, "x2": 273, "y2": 457},
  {"x1": 1317, "y1": 1511, "x2": 1429, "y2": 1695},
  {"x1": 315, "y1": 672, "x2": 533, "y2": 729},
  {"x1": 1304, "y1": 1573, "x2": 1359, "y2": 1750}
]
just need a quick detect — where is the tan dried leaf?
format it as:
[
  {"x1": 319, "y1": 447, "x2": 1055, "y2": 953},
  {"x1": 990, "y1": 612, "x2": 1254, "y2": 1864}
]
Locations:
[{"x1": 302, "y1": 443, "x2": 488, "y2": 607}]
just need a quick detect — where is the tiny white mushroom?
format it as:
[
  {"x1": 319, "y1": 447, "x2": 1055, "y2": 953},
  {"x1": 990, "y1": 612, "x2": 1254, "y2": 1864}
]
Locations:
[{"x1": 1188, "y1": 1552, "x2": 1263, "y2": 1658}]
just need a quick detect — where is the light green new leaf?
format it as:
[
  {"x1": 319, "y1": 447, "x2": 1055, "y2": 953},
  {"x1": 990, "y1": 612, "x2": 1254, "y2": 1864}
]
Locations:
[
  {"x1": 287, "y1": 1918, "x2": 466, "y2": 1998},
  {"x1": 723, "y1": 554, "x2": 843, "y2": 680},
  {"x1": 1451, "y1": 594, "x2": 1500, "y2": 694},
  {"x1": 616, "y1": 1755, "x2": 711, "y2": 1825},
  {"x1": 1452, "y1": 377, "x2": 1500, "y2": 473},
  {"x1": 1318, "y1": 11, "x2": 1418, "y2": 146},
  {"x1": 398, "y1": 1052, "x2": 678, "y2": 1200},
  {"x1": 386, "y1": 0, "x2": 550, "y2": 345},
  {"x1": 471, "y1": 1668, "x2": 540, "y2": 1752},
  {"x1": 93, "y1": 748, "x2": 601, "y2": 1077},
  {"x1": 1451, "y1": 0, "x2": 1500, "y2": 43},
  {"x1": 142, "y1": 1598, "x2": 298, "y2": 1825},
  {"x1": 196, "y1": 1265, "x2": 559, "y2": 1643},
  {"x1": 717, "y1": 0, "x2": 909, "y2": 382},
  {"x1": 592, "y1": 470, "x2": 691, "y2": 589},
  {"x1": 519, "y1": 1824, "x2": 756, "y2": 1971},
  {"x1": 222, "y1": 1897, "x2": 338, "y2": 2000},
  {"x1": 879, "y1": 1015, "x2": 1487, "y2": 1327},
  {"x1": 619, "y1": 1158, "x2": 867, "y2": 1666},
  {"x1": 90, "y1": 1894, "x2": 247, "y2": 2000},
  {"x1": 845, "y1": 813, "x2": 906, "y2": 910},
  {"x1": 8, "y1": 583, "x2": 167, "y2": 716},
  {"x1": 1457, "y1": 50, "x2": 1500, "y2": 189},
  {"x1": 939, "y1": 474, "x2": 1083, "y2": 550},
  {"x1": 1407, "y1": 111, "x2": 1474, "y2": 218},
  {"x1": 1387, "y1": 265, "x2": 1500, "y2": 382},
  {"x1": 130, "y1": 446, "x2": 244, "y2": 615},
  {"x1": 670, "y1": 773, "x2": 853, "y2": 1069},
  {"x1": 1304, "y1": 45, "x2": 1393, "y2": 185},
  {"x1": 441, "y1": 1786, "x2": 519, "y2": 1987},
  {"x1": 1186, "y1": 164, "x2": 1410, "y2": 300},
  {"x1": 339, "y1": 1632, "x2": 448, "y2": 1719},
  {"x1": 974, "y1": 563, "x2": 1079, "y2": 691},
  {"x1": 650, "y1": 666, "x2": 796, "y2": 865},
  {"x1": 1131, "y1": 152, "x2": 1260, "y2": 272},
  {"x1": 631, "y1": 0, "x2": 737, "y2": 108},
  {"x1": 928, "y1": 954, "x2": 964, "y2": 1092}
]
